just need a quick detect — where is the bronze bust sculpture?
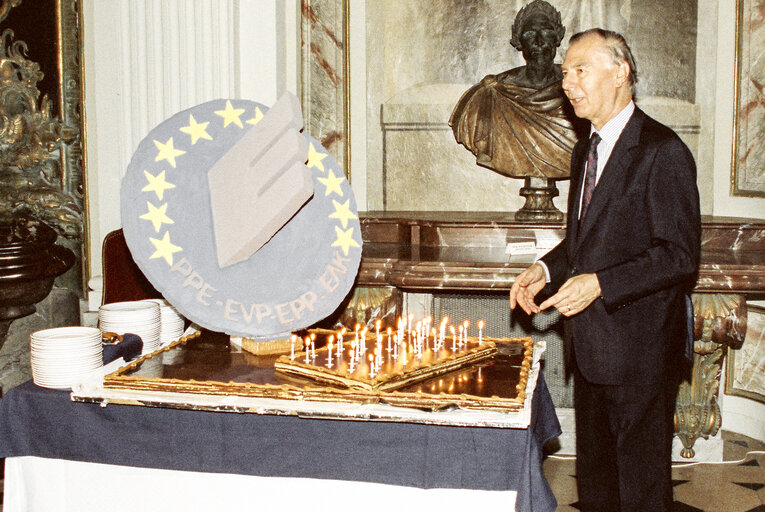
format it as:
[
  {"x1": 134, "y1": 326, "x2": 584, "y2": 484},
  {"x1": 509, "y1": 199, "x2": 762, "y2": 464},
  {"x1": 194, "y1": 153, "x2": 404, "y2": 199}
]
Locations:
[{"x1": 449, "y1": 0, "x2": 583, "y2": 220}]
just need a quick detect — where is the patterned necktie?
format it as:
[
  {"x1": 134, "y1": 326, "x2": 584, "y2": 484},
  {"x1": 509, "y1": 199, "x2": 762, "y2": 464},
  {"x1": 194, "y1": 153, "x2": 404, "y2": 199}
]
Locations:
[{"x1": 579, "y1": 132, "x2": 601, "y2": 225}]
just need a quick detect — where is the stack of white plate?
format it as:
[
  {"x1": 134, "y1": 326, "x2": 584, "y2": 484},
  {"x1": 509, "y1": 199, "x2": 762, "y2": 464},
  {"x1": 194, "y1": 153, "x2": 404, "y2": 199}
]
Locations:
[
  {"x1": 31, "y1": 327, "x2": 103, "y2": 389},
  {"x1": 99, "y1": 300, "x2": 161, "y2": 353},
  {"x1": 147, "y1": 298, "x2": 185, "y2": 346}
]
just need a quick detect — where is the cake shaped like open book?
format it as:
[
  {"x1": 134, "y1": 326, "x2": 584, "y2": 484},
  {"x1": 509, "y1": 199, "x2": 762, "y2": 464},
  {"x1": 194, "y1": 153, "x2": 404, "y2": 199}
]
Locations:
[
  {"x1": 274, "y1": 328, "x2": 532, "y2": 394},
  {"x1": 102, "y1": 328, "x2": 534, "y2": 413}
]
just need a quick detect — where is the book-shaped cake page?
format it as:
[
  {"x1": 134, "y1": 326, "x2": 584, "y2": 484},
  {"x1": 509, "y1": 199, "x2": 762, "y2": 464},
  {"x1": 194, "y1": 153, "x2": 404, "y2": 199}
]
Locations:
[{"x1": 121, "y1": 94, "x2": 362, "y2": 339}]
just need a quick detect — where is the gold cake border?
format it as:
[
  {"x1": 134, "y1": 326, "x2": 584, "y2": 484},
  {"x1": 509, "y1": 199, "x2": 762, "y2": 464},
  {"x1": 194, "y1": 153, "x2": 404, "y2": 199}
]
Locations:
[{"x1": 103, "y1": 331, "x2": 535, "y2": 413}]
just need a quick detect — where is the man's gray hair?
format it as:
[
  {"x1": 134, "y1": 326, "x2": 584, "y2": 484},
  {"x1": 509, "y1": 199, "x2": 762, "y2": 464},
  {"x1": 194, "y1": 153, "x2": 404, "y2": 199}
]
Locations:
[{"x1": 570, "y1": 28, "x2": 639, "y2": 96}]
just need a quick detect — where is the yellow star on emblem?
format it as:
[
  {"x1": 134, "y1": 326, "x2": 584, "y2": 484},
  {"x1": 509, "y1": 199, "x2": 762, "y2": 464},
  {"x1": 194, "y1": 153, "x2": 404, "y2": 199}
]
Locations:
[
  {"x1": 139, "y1": 201, "x2": 175, "y2": 232},
  {"x1": 328, "y1": 199, "x2": 357, "y2": 229},
  {"x1": 246, "y1": 107, "x2": 264, "y2": 126},
  {"x1": 149, "y1": 231, "x2": 182, "y2": 266},
  {"x1": 331, "y1": 225, "x2": 360, "y2": 256},
  {"x1": 215, "y1": 100, "x2": 245, "y2": 128},
  {"x1": 318, "y1": 169, "x2": 344, "y2": 197},
  {"x1": 141, "y1": 170, "x2": 176, "y2": 201},
  {"x1": 153, "y1": 137, "x2": 186, "y2": 168},
  {"x1": 180, "y1": 114, "x2": 212, "y2": 145},
  {"x1": 306, "y1": 143, "x2": 328, "y2": 172}
]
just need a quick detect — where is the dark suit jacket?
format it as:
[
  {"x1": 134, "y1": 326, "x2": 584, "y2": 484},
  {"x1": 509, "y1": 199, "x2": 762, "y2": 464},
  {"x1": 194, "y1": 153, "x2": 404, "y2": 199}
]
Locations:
[{"x1": 541, "y1": 107, "x2": 700, "y2": 386}]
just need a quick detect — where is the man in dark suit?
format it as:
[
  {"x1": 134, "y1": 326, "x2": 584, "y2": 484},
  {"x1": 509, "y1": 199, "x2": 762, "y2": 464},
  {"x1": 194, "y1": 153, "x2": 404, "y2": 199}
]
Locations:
[{"x1": 509, "y1": 28, "x2": 700, "y2": 512}]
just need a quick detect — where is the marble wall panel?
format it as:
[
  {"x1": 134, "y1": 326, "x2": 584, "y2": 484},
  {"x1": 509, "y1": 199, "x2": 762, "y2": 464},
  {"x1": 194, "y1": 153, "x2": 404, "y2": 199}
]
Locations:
[
  {"x1": 301, "y1": 0, "x2": 347, "y2": 175},
  {"x1": 732, "y1": 0, "x2": 765, "y2": 196},
  {"x1": 726, "y1": 305, "x2": 765, "y2": 402}
]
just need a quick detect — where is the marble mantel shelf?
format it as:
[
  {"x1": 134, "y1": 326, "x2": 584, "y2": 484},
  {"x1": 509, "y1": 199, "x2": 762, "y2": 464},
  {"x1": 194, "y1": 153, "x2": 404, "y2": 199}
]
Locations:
[{"x1": 357, "y1": 212, "x2": 765, "y2": 294}]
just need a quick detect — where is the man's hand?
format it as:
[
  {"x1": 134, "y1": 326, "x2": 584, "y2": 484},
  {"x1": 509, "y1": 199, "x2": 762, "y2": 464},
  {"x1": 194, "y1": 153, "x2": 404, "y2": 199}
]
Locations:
[
  {"x1": 539, "y1": 273, "x2": 601, "y2": 317},
  {"x1": 509, "y1": 263, "x2": 547, "y2": 315}
]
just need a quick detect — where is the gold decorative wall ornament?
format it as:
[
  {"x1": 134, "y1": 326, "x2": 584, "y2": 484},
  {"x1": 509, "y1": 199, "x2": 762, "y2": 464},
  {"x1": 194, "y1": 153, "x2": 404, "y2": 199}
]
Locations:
[
  {"x1": 0, "y1": 28, "x2": 81, "y2": 240},
  {"x1": 0, "y1": 0, "x2": 21, "y2": 23},
  {"x1": 335, "y1": 286, "x2": 400, "y2": 329},
  {"x1": 675, "y1": 293, "x2": 747, "y2": 458}
]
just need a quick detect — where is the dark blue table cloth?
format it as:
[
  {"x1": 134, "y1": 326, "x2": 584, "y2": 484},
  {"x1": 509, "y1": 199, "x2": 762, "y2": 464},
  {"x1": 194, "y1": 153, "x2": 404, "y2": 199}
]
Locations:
[{"x1": 0, "y1": 373, "x2": 560, "y2": 511}]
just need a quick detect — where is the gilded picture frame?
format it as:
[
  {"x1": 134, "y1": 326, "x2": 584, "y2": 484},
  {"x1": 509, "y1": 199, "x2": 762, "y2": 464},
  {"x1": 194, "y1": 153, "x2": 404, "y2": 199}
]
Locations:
[
  {"x1": 731, "y1": 0, "x2": 765, "y2": 197},
  {"x1": 725, "y1": 305, "x2": 765, "y2": 404}
]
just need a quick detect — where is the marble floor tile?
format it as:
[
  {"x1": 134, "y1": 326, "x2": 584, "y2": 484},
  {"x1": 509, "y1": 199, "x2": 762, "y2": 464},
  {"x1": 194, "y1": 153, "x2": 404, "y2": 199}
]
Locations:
[{"x1": 543, "y1": 431, "x2": 765, "y2": 511}]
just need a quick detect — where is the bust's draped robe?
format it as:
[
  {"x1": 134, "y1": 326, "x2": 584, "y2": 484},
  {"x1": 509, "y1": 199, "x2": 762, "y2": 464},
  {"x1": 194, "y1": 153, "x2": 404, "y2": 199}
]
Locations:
[{"x1": 449, "y1": 71, "x2": 578, "y2": 179}]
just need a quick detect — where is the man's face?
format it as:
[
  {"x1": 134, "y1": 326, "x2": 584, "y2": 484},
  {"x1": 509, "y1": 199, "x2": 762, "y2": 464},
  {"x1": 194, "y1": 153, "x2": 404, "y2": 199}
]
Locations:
[
  {"x1": 519, "y1": 13, "x2": 558, "y2": 66},
  {"x1": 561, "y1": 34, "x2": 626, "y2": 130}
]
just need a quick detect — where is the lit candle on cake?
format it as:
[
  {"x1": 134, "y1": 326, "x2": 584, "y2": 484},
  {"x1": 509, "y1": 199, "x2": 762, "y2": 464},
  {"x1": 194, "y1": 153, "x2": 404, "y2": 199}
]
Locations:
[
  {"x1": 478, "y1": 320, "x2": 484, "y2": 345},
  {"x1": 439, "y1": 316, "x2": 448, "y2": 349},
  {"x1": 458, "y1": 324, "x2": 464, "y2": 350},
  {"x1": 337, "y1": 328, "x2": 345, "y2": 359},
  {"x1": 415, "y1": 320, "x2": 422, "y2": 356},
  {"x1": 463, "y1": 320, "x2": 470, "y2": 343},
  {"x1": 353, "y1": 324, "x2": 360, "y2": 362},
  {"x1": 290, "y1": 334, "x2": 297, "y2": 360},
  {"x1": 450, "y1": 325, "x2": 456, "y2": 352},
  {"x1": 304, "y1": 337, "x2": 310, "y2": 364},
  {"x1": 376, "y1": 321, "x2": 383, "y2": 361},
  {"x1": 327, "y1": 336, "x2": 334, "y2": 367},
  {"x1": 386, "y1": 327, "x2": 393, "y2": 354},
  {"x1": 368, "y1": 353, "x2": 376, "y2": 378}
]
